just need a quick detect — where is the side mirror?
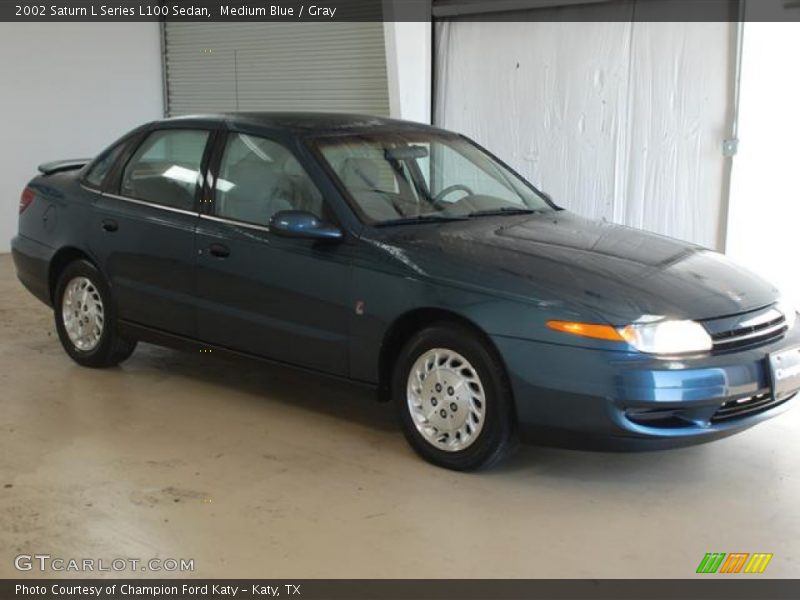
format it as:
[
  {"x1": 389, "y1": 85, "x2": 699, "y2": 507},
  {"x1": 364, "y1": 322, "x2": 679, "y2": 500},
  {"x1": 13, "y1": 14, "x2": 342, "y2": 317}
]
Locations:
[{"x1": 269, "y1": 210, "x2": 343, "y2": 241}]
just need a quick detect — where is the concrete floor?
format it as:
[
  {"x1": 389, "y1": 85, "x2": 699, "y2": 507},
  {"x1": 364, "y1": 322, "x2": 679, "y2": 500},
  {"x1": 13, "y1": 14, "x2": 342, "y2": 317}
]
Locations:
[{"x1": 1, "y1": 254, "x2": 798, "y2": 579}]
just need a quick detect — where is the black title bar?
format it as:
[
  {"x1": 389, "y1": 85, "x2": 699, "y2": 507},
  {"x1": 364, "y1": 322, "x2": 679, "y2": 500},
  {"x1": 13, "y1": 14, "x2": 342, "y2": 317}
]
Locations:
[
  {"x1": 4, "y1": 579, "x2": 800, "y2": 600},
  {"x1": 2, "y1": 0, "x2": 800, "y2": 22}
]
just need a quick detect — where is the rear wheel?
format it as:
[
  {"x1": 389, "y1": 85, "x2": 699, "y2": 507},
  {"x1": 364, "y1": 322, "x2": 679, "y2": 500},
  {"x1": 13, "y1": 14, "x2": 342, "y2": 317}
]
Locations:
[
  {"x1": 393, "y1": 323, "x2": 517, "y2": 470},
  {"x1": 54, "y1": 260, "x2": 137, "y2": 368}
]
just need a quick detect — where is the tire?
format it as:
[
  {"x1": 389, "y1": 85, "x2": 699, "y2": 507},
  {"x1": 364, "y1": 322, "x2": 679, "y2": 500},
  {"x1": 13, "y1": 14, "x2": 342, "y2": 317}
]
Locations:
[
  {"x1": 54, "y1": 259, "x2": 137, "y2": 368},
  {"x1": 392, "y1": 323, "x2": 517, "y2": 470}
]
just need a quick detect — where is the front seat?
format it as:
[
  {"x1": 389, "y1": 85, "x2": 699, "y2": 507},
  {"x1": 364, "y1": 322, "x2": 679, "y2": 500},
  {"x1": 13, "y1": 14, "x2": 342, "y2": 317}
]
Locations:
[
  {"x1": 282, "y1": 157, "x2": 323, "y2": 216},
  {"x1": 221, "y1": 160, "x2": 292, "y2": 226},
  {"x1": 338, "y1": 158, "x2": 401, "y2": 221}
]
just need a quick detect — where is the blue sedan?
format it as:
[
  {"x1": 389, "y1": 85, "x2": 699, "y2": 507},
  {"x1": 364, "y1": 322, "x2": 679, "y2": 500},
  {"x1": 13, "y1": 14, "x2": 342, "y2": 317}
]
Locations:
[{"x1": 12, "y1": 113, "x2": 800, "y2": 470}]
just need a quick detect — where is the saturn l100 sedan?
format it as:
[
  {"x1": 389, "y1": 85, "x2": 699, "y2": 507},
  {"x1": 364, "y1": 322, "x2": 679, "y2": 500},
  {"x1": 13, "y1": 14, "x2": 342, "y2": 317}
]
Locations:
[{"x1": 12, "y1": 113, "x2": 800, "y2": 470}]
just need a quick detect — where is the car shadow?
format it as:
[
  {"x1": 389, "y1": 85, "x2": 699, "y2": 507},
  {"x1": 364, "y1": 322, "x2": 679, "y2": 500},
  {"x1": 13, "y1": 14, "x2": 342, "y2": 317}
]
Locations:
[
  {"x1": 128, "y1": 342, "x2": 399, "y2": 434},
  {"x1": 487, "y1": 431, "x2": 754, "y2": 489},
  {"x1": 121, "y1": 343, "x2": 764, "y2": 484}
]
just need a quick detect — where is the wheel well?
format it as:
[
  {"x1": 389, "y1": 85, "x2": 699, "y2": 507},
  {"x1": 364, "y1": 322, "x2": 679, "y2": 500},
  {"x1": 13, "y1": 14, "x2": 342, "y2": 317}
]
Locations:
[
  {"x1": 377, "y1": 308, "x2": 506, "y2": 402},
  {"x1": 48, "y1": 247, "x2": 93, "y2": 303}
]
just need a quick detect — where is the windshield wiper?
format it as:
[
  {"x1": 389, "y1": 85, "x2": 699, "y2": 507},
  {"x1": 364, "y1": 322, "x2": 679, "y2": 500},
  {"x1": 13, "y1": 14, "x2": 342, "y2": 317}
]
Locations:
[
  {"x1": 376, "y1": 214, "x2": 469, "y2": 227},
  {"x1": 467, "y1": 207, "x2": 538, "y2": 218}
]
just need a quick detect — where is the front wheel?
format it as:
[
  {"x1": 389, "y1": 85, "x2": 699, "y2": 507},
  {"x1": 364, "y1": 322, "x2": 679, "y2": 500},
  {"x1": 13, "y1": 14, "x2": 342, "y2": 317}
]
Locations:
[
  {"x1": 393, "y1": 324, "x2": 517, "y2": 470},
  {"x1": 54, "y1": 260, "x2": 137, "y2": 368}
]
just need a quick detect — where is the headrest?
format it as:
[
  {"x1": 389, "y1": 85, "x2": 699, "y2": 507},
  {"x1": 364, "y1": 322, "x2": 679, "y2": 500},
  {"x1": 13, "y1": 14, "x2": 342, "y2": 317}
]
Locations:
[
  {"x1": 340, "y1": 157, "x2": 380, "y2": 189},
  {"x1": 283, "y1": 157, "x2": 305, "y2": 177}
]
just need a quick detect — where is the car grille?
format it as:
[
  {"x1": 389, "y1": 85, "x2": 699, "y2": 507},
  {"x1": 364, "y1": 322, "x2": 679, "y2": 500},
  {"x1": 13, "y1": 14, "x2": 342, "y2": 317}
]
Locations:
[
  {"x1": 625, "y1": 408, "x2": 691, "y2": 428},
  {"x1": 706, "y1": 307, "x2": 787, "y2": 353},
  {"x1": 626, "y1": 392, "x2": 795, "y2": 428},
  {"x1": 711, "y1": 392, "x2": 795, "y2": 423}
]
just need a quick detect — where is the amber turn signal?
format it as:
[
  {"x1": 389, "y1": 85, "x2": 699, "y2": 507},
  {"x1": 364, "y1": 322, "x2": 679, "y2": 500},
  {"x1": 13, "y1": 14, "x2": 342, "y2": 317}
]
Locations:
[{"x1": 546, "y1": 320, "x2": 625, "y2": 342}]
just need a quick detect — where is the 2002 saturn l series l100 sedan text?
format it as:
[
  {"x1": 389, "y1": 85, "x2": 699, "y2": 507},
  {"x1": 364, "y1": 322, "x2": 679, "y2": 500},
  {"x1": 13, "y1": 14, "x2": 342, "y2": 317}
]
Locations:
[
  {"x1": 11, "y1": 113, "x2": 800, "y2": 470},
  {"x1": 37, "y1": 5, "x2": 338, "y2": 18}
]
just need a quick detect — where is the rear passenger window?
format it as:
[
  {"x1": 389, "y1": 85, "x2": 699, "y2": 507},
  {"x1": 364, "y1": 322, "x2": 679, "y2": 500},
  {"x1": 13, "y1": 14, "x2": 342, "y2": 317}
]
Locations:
[
  {"x1": 214, "y1": 133, "x2": 323, "y2": 227},
  {"x1": 121, "y1": 129, "x2": 209, "y2": 211},
  {"x1": 84, "y1": 141, "x2": 127, "y2": 189}
]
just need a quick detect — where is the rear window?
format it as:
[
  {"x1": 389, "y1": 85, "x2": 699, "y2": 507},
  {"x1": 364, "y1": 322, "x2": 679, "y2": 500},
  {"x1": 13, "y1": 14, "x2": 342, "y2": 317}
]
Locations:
[
  {"x1": 83, "y1": 141, "x2": 128, "y2": 189},
  {"x1": 120, "y1": 129, "x2": 210, "y2": 211}
]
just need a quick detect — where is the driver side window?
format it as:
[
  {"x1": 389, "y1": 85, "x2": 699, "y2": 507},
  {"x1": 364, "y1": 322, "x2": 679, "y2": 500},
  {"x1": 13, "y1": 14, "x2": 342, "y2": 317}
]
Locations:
[{"x1": 214, "y1": 134, "x2": 323, "y2": 227}]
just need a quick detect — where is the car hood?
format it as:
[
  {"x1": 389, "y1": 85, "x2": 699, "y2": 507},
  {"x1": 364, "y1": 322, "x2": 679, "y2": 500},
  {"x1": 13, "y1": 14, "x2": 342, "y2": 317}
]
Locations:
[{"x1": 370, "y1": 211, "x2": 779, "y2": 324}]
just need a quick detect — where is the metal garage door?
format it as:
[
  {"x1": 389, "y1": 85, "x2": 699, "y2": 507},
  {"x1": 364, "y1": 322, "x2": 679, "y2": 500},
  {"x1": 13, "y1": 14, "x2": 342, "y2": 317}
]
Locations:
[
  {"x1": 163, "y1": 22, "x2": 390, "y2": 116},
  {"x1": 433, "y1": 0, "x2": 738, "y2": 250}
]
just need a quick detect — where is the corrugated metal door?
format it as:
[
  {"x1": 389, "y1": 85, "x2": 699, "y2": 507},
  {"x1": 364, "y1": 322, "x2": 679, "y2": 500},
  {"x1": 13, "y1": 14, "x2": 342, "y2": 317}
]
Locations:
[{"x1": 163, "y1": 22, "x2": 390, "y2": 116}]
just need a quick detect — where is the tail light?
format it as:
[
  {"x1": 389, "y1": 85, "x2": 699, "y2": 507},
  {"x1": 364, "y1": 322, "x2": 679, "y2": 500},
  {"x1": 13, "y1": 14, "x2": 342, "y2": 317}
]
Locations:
[{"x1": 19, "y1": 187, "x2": 35, "y2": 214}]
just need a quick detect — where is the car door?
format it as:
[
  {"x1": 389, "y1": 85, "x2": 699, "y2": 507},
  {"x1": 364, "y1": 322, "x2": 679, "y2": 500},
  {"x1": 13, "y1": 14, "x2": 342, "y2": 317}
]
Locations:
[
  {"x1": 90, "y1": 125, "x2": 214, "y2": 337},
  {"x1": 194, "y1": 130, "x2": 352, "y2": 376}
]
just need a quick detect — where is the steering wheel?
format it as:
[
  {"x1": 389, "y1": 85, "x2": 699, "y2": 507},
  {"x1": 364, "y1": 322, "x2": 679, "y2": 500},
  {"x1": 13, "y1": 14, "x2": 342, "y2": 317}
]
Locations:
[{"x1": 432, "y1": 184, "x2": 474, "y2": 207}]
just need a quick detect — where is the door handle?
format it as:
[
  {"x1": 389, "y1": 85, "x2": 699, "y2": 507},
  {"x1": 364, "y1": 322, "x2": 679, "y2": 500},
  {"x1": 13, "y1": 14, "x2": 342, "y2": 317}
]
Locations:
[
  {"x1": 101, "y1": 219, "x2": 118, "y2": 233},
  {"x1": 209, "y1": 243, "x2": 230, "y2": 258}
]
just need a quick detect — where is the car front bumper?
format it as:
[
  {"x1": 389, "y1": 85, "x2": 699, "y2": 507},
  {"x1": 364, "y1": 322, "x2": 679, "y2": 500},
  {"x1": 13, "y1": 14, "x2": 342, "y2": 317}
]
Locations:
[{"x1": 493, "y1": 325, "x2": 800, "y2": 450}]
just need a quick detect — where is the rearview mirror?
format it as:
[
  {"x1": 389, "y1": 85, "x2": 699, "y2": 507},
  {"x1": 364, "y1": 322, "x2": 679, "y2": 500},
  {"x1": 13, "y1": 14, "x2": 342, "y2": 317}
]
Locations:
[
  {"x1": 385, "y1": 145, "x2": 429, "y2": 160},
  {"x1": 269, "y1": 210, "x2": 343, "y2": 241}
]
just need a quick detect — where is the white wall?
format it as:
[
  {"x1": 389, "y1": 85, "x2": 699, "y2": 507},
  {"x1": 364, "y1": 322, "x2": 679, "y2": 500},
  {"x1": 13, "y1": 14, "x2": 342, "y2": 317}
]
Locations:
[
  {"x1": 384, "y1": 21, "x2": 432, "y2": 124},
  {"x1": 435, "y1": 20, "x2": 733, "y2": 250},
  {"x1": 727, "y1": 21, "x2": 800, "y2": 307},
  {"x1": 0, "y1": 23, "x2": 163, "y2": 253}
]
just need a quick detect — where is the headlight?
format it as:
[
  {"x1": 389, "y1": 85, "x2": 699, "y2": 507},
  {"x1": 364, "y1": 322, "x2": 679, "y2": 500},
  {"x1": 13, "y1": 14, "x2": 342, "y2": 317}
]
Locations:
[
  {"x1": 776, "y1": 298, "x2": 798, "y2": 331},
  {"x1": 546, "y1": 318, "x2": 712, "y2": 355},
  {"x1": 618, "y1": 320, "x2": 712, "y2": 355}
]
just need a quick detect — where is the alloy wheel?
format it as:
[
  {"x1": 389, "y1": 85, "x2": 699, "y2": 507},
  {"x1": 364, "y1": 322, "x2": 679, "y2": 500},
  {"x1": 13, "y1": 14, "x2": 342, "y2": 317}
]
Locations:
[
  {"x1": 406, "y1": 348, "x2": 486, "y2": 452},
  {"x1": 61, "y1": 276, "x2": 105, "y2": 352}
]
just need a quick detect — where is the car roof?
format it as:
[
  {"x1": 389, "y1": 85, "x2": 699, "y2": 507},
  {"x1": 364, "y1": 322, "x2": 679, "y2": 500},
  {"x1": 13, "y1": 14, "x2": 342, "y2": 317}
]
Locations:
[{"x1": 158, "y1": 112, "x2": 449, "y2": 136}]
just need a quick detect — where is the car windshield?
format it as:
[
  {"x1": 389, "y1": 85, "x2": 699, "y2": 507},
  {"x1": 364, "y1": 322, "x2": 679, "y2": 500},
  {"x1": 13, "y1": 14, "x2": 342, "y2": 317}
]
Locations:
[{"x1": 313, "y1": 132, "x2": 554, "y2": 225}]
